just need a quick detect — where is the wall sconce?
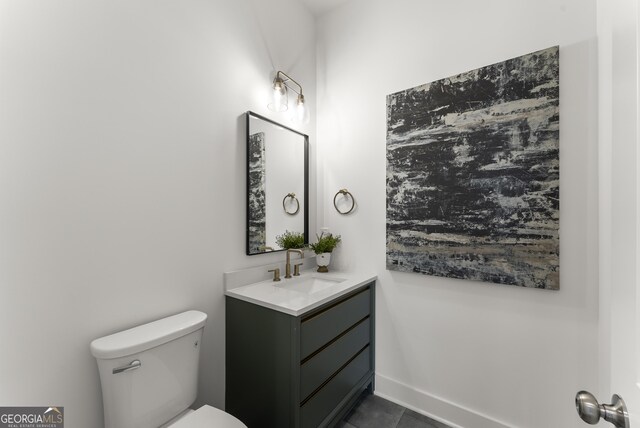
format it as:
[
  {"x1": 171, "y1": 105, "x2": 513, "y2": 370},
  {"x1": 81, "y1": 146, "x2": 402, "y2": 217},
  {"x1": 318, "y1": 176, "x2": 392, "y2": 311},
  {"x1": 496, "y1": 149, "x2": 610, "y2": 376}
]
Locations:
[{"x1": 267, "y1": 71, "x2": 310, "y2": 125}]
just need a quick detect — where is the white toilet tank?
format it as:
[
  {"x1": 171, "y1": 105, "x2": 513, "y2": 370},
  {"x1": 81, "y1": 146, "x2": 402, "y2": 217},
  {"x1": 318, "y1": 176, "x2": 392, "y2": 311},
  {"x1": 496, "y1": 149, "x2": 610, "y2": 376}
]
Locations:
[{"x1": 90, "y1": 311, "x2": 208, "y2": 428}]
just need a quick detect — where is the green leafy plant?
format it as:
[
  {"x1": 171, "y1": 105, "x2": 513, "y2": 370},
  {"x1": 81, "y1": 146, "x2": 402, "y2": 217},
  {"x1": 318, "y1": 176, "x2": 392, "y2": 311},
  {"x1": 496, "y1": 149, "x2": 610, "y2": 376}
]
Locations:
[
  {"x1": 275, "y1": 230, "x2": 306, "y2": 250},
  {"x1": 309, "y1": 232, "x2": 341, "y2": 254}
]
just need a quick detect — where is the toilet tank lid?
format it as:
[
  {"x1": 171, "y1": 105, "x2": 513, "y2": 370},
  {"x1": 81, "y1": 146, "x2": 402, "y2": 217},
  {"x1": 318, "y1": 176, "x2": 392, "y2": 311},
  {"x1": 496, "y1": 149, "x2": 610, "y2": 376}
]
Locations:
[{"x1": 90, "y1": 310, "x2": 207, "y2": 359}]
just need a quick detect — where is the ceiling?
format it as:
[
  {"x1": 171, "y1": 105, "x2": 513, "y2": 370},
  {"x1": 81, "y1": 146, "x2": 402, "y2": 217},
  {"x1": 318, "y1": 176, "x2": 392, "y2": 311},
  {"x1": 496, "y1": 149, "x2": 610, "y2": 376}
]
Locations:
[{"x1": 297, "y1": 0, "x2": 353, "y2": 16}]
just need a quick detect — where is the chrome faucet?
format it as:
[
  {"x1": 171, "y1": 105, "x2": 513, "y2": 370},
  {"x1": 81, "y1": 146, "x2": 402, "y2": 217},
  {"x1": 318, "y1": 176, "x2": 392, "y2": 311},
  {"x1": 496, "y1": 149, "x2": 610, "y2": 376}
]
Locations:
[{"x1": 285, "y1": 249, "x2": 304, "y2": 279}]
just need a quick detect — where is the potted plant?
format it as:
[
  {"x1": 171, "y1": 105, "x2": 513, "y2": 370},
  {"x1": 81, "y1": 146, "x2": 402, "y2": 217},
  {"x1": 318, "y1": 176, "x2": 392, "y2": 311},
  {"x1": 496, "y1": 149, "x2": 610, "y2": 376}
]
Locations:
[
  {"x1": 275, "y1": 230, "x2": 306, "y2": 250},
  {"x1": 309, "y1": 232, "x2": 341, "y2": 272}
]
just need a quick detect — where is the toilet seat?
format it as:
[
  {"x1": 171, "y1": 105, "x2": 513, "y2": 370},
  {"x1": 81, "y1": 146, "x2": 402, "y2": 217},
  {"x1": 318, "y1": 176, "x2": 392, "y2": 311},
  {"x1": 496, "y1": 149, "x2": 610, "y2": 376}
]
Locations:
[{"x1": 168, "y1": 405, "x2": 247, "y2": 428}]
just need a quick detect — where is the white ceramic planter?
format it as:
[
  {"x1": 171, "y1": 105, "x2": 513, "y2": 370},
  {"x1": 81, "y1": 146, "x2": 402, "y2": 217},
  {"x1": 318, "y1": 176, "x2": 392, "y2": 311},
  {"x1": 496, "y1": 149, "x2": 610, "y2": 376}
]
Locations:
[{"x1": 316, "y1": 252, "x2": 331, "y2": 272}]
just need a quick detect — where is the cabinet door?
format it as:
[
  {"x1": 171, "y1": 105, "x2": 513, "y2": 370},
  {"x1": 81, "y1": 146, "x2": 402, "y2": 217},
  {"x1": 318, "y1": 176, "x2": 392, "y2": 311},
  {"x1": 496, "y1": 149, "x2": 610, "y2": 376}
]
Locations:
[
  {"x1": 300, "y1": 347, "x2": 371, "y2": 428},
  {"x1": 301, "y1": 318, "x2": 371, "y2": 400},
  {"x1": 300, "y1": 288, "x2": 371, "y2": 360},
  {"x1": 226, "y1": 297, "x2": 297, "y2": 428}
]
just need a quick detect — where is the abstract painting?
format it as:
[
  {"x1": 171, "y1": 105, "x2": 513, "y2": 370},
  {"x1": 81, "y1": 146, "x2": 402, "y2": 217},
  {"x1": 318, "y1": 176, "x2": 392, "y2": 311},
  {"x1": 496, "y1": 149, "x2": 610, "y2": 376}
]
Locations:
[
  {"x1": 386, "y1": 46, "x2": 560, "y2": 289},
  {"x1": 248, "y1": 132, "x2": 266, "y2": 253}
]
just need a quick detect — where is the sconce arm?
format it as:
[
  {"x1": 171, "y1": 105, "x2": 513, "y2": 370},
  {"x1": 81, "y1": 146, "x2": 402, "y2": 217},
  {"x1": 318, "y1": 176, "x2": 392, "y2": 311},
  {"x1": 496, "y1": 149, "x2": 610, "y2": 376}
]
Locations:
[{"x1": 276, "y1": 70, "x2": 304, "y2": 96}]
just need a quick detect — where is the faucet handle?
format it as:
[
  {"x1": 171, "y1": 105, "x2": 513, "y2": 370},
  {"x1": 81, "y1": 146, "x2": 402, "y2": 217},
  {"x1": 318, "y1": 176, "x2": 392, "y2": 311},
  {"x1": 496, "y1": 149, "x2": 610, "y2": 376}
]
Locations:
[
  {"x1": 293, "y1": 263, "x2": 303, "y2": 276},
  {"x1": 268, "y1": 268, "x2": 281, "y2": 282}
]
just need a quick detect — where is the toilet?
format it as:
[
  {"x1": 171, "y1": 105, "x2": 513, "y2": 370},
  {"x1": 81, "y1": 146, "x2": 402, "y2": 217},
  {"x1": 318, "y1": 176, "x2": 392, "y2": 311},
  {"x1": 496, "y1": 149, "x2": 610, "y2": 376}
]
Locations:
[{"x1": 90, "y1": 310, "x2": 246, "y2": 428}]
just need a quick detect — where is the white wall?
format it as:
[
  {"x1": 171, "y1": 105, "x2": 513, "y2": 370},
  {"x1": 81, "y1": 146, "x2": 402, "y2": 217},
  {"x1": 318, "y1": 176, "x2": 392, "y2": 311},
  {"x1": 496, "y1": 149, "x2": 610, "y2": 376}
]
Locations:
[
  {"x1": 0, "y1": 1, "x2": 315, "y2": 426},
  {"x1": 316, "y1": 1, "x2": 598, "y2": 427}
]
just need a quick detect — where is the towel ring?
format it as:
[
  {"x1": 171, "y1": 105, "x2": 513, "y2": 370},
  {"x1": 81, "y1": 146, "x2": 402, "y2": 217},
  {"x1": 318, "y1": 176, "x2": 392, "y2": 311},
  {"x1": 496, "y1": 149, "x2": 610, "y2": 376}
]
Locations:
[
  {"x1": 282, "y1": 193, "x2": 300, "y2": 215},
  {"x1": 334, "y1": 189, "x2": 355, "y2": 215}
]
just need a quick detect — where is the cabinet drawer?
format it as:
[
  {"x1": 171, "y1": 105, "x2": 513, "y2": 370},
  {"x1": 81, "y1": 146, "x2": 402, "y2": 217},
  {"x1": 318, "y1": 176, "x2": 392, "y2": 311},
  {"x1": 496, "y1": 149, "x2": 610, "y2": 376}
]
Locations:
[
  {"x1": 300, "y1": 318, "x2": 370, "y2": 401},
  {"x1": 301, "y1": 287, "x2": 371, "y2": 360},
  {"x1": 300, "y1": 347, "x2": 370, "y2": 428}
]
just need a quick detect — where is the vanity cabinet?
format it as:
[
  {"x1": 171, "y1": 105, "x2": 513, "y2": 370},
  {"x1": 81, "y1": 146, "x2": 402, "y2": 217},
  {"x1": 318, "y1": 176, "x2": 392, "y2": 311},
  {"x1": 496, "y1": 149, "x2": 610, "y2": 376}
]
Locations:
[{"x1": 226, "y1": 282, "x2": 375, "y2": 428}]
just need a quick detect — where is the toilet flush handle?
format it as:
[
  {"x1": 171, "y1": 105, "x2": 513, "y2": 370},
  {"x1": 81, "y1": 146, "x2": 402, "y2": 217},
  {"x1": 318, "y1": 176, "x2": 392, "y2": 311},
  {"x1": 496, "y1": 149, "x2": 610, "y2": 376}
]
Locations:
[{"x1": 112, "y1": 359, "x2": 141, "y2": 374}]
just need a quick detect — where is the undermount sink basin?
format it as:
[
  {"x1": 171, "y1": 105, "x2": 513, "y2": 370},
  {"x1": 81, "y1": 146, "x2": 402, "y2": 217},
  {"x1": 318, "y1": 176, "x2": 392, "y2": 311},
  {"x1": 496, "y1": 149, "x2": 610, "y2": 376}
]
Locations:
[{"x1": 276, "y1": 274, "x2": 346, "y2": 294}]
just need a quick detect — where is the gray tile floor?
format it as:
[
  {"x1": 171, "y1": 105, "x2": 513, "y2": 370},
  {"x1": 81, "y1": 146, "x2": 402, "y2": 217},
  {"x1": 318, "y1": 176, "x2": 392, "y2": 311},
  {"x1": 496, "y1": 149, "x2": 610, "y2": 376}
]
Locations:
[{"x1": 339, "y1": 394, "x2": 451, "y2": 428}]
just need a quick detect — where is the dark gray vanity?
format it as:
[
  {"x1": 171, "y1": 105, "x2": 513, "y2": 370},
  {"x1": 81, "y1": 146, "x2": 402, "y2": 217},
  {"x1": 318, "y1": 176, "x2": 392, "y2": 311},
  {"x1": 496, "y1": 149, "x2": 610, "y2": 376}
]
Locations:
[{"x1": 226, "y1": 281, "x2": 375, "y2": 428}]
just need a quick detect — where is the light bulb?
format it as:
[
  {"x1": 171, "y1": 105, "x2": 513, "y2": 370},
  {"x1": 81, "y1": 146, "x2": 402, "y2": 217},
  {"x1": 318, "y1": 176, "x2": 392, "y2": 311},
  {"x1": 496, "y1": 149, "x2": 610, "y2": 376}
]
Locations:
[
  {"x1": 268, "y1": 78, "x2": 288, "y2": 112},
  {"x1": 293, "y1": 94, "x2": 310, "y2": 124}
]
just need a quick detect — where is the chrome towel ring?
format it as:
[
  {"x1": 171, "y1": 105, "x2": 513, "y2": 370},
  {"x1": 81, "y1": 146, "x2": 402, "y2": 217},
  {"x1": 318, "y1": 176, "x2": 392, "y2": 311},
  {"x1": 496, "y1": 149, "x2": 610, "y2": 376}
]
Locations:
[
  {"x1": 283, "y1": 193, "x2": 300, "y2": 215},
  {"x1": 334, "y1": 189, "x2": 355, "y2": 214}
]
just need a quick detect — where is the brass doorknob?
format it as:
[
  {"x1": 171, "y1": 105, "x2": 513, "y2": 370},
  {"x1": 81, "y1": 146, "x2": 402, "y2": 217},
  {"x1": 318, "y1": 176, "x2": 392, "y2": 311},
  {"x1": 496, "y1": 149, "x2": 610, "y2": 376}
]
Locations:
[{"x1": 576, "y1": 391, "x2": 629, "y2": 428}]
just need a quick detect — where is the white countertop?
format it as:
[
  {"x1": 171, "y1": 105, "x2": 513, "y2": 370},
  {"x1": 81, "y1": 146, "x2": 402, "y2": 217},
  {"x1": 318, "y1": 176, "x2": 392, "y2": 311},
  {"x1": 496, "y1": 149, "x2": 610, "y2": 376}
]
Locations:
[{"x1": 224, "y1": 269, "x2": 376, "y2": 316}]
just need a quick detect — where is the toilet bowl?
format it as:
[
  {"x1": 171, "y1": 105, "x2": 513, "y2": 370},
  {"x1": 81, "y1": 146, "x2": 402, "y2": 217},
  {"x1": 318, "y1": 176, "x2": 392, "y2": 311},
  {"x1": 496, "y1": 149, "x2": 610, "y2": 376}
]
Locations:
[
  {"x1": 162, "y1": 405, "x2": 246, "y2": 428},
  {"x1": 90, "y1": 310, "x2": 246, "y2": 428}
]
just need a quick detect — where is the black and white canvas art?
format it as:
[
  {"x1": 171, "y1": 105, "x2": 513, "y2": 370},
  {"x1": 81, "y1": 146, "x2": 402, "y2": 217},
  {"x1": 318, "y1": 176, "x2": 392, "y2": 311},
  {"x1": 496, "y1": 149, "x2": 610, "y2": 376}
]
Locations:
[
  {"x1": 248, "y1": 132, "x2": 266, "y2": 253},
  {"x1": 386, "y1": 46, "x2": 560, "y2": 290}
]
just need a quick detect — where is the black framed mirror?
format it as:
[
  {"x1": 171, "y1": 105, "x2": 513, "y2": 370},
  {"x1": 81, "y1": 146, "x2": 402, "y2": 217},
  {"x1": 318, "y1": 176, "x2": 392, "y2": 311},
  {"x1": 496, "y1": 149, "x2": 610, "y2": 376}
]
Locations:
[{"x1": 246, "y1": 111, "x2": 309, "y2": 255}]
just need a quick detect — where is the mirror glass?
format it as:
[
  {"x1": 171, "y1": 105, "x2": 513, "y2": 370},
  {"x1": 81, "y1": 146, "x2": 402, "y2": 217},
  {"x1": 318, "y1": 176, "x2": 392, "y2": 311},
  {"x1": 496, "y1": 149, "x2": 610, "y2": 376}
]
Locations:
[{"x1": 246, "y1": 111, "x2": 308, "y2": 255}]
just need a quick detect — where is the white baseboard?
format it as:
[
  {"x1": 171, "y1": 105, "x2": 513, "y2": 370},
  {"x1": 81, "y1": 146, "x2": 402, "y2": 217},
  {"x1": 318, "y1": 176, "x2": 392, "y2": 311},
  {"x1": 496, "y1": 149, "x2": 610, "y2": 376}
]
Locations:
[{"x1": 374, "y1": 373, "x2": 514, "y2": 428}]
